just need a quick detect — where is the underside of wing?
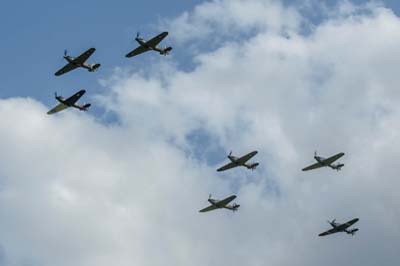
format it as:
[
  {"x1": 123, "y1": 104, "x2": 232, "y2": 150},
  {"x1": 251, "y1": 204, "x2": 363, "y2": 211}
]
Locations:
[
  {"x1": 199, "y1": 205, "x2": 218, "y2": 213},
  {"x1": 218, "y1": 195, "x2": 236, "y2": 206},
  {"x1": 74, "y1": 47, "x2": 96, "y2": 65},
  {"x1": 323, "y1": 152, "x2": 345, "y2": 165},
  {"x1": 302, "y1": 162, "x2": 323, "y2": 171},
  {"x1": 319, "y1": 228, "x2": 339, "y2": 237},
  {"x1": 237, "y1": 151, "x2": 258, "y2": 164},
  {"x1": 47, "y1": 103, "x2": 69, "y2": 115},
  {"x1": 146, "y1": 32, "x2": 168, "y2": 48},
  {"x1": 125, "y1": 46, "x2": 150, "y2": 57},
  {"x1": 217, "y1": 162, "x2": 238, "y2": 172},
  {"x1": 64, "y1": 90, "x2": 86, "y2": 106},
  {"x1": 54, "y1": 63, "x2": 79, "y2": 76},
  {"x1": 343, "y1": 218, "x2": 359, "y2": 228}
]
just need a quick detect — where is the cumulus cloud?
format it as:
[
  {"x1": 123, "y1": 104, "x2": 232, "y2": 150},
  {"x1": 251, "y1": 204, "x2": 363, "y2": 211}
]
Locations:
[{"x1": 1, "y1": 1, "x2": 400, "y2": 266}]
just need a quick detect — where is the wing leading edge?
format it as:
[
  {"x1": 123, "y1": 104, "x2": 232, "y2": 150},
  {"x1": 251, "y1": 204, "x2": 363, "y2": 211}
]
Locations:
[
  {"x1": 302, "y1": 162, "x2": 324, "y2": 171},
  {"x1": 237, "y1": 151, "x2": 258, "y2": 164},
  {"x1": 217, "y1": 161, "x2": 238, "y2": 172},
  {"x1": 146, "y1": 31, "x2": 168, "y2": 48}
]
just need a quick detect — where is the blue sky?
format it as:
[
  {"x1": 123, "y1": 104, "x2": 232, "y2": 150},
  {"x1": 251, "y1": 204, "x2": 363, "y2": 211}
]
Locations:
[
  {"x1": 0, "y1": 0, "x2": 202, "y2": 106},
  {"x1": 1, "y1": 0, "x2": 399, "y2": 110}
]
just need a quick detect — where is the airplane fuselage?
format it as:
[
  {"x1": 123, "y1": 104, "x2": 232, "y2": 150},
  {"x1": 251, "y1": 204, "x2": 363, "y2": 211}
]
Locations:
[
  {"x1": 63, "y1": 56, "x2": 98, "y2": 72},
  {"x1": 330, "y1": 218, "x2": 359, "y2": 234},
  {"x1": 208, "y1": 198, "x2": 238, "y2": 210},
  {"x1": 136, "y1": 38, "x2": 169, "y2": 54},
  {"x1": 315, "y1": 156, "x2": 343, "y2": 170},
  {"x1": 228, "y1": 154, "x2": 258, "y2": 169},
  {"x1": 55, "y1": 94, "x2": 90, "y2": 111}
]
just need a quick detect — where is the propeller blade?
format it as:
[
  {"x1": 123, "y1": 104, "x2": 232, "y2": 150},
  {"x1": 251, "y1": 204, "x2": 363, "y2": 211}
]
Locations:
[
  {"x1": 136, "y1": 32, "x2": 140, "y2": 38},
  {"x1": 229, "y1": 151, "x2": 232, "y2": 156},
  {"x1": 64, "y1": 49, "x2": 67, "y2": 56},
  {"x1": 209, "y1": 194, "x2": 211, "y2": 199},
  {"x1": 54, "y1": 92, "x2": 57, "y2": 98}
]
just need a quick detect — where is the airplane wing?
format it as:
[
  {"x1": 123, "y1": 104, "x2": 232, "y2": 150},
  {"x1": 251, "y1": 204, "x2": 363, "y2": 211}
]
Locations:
[
  {"x1": 54, "y1": 63, "x2": 79, "y2": 76},
  {"x1": 47, "y1": 103, "x2": 69, "y2": 115},
  {"x1": 217, "y1": 162, "x2": 238, "y2": 172},
  {"x1": 125, "y1": 46, "x2": 150, "y2": 58},
  {"x1": 199, "y1": 205, "x2": 219, "y2": 213},
  {"x1": 341, "y1": 218, "x2": 359, "y2": 229},
  {"x1": 73, "y1": 48, "x2": 96, "y2": 65},
  {"x1": 218, "y1": 195, "x2": 236, "y2": 206},
  {"x1": 323, "y1": 152, "x2": 345, "y2": 165},
  {"x1": 145, "y1": 32, "x2": 168, "y2": 48},
  {"x1": 318, "y1": 227, "x2": 340, "y2": 237},
  {"x1": 302, "y1": 162, "x2": 324, "y2": 171},
  {"x1": 236, "y1": 151, "x2": 258, "y2": 164},
  {"x1": 64, "y1": 90, "x2": 86, "y2": 105}
]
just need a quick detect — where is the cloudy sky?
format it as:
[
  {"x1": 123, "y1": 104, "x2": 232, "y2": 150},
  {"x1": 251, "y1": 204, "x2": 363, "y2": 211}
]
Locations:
[{"x1": 1, "y1": 0, "x2": 400, "y2": 265}]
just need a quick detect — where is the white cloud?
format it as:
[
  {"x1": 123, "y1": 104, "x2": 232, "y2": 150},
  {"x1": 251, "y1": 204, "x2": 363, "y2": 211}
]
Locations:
[{"x1": 1, "y1": 1, "x2": 400, "y2": 266}]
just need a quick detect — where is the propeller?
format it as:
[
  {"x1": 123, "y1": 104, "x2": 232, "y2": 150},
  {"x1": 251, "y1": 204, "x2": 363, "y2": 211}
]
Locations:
[
  {"x1": 136, "y1": 32, "x2": 140, "y2": 39},
  {"x1": 64, "y1": 49, "x2": 68, "y2": 56},
  {"x1": 54, "y1": 92, "x2": 58, "y2": 98},
  {"x1": 228, "y1": 150, "x2": 232, "y2": 156},
  {"x1": 327, "y1": 219, "x2": 336, "y2": 225},
  {"x1": 314, "y1": 150, "x2": 317, "y2": 157},
  {"x1": 208, "y1": 194, "x2": 212, "y2": 200}
]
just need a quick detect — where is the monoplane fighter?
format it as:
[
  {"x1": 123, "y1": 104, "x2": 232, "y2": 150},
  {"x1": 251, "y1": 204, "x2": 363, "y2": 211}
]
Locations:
[
  {"x1": 302, "y1": 152, "x2": 345, "y2": 171},
  {"x1": 55, "y1": 48, "x2": 101, "y2": 76},
  {"x1": 47, "y1": 90, "x2": 91, "y2": 115},
  {"x1": 319, "y1": 218, "x2": 359, "y2": 237},
  {"x1": 199, "y1": 194, "x2": 240, "y2": 213},
  {"x1": 217, "y1": 151, "x2": 259, "y2": 172},
  {"x1": 125, "y1": 32, "x2": 172, "y2": 58}
]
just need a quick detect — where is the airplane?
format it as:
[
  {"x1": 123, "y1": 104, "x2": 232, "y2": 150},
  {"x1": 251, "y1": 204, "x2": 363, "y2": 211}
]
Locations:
[
  {"x1": 54, "y1": 48, "x2": 101, "y2": 76},
  {"x1": 125, "y1": 31, "x2": 172, "y2": 58},
  {"x1": 319, "y1": 218, "x2": 359, "y2": 237},
  {"x1": 302, "y1": 151, "x2": 345, "y2": 171},
  {"x1": 199, "y1": 194, "x2": 240, "y2": 213},
  {"x1": 217, "y1": 151, "x2": 259, "y2": 172},
  {"x1": 47, "y1": 90, "x2": 91, "y2": 115}
]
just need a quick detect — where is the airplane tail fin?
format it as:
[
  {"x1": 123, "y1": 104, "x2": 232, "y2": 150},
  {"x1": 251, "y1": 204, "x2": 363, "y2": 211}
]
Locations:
[
  {"x1": 246, "y1": 163, "x2": 259, "y2": 170},
  {"x1": 232, "y1": 203, "x2": 240, "y2": 212},
  {"x1": 79, "y1": 103, "x2": 91, "y2": 111},
  {"x1": 160, "y1": 47, "x2": 173, "y2": 55},
  {"x1": 333, "y1": 163, "x2": 344, "y2": 171},
  {"x1": 348, "y1": 228, "x2": 358, "y2": 236},
  {"x1": 89, "y1": 63, "x2": 101, "y2": 72}
]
